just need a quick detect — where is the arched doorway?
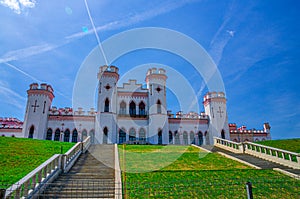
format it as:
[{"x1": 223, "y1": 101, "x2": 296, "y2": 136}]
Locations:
[
  {"x1": 64, "y1": 129, "x2": 70, "y2": 142},
  {"x1": 89, "y1": 130, "x2": 95, "y2": 144},
  {"x1": 158, "y1": 130, "x2": 162, "y2": 145},
  {"x1": 119, "y1": 129, "x2": 126, "y2": 144},
  {"x1": 72, "y1": 129, "x2": 78, "y2": 142},
  {"x1": 139, "y1": 128, "x2": 146, "y2": 143},
  {"x1": 103, "y1": 127, "x2": 108, "y2": 144},
  {"x1": 28, "y1": 125, "x2": 34, "y2": 138},
  {"x1": 82, "y1": 130, "x2": 87, "y2": 141},
  {"x1": 190, "y1": 131, "x2": 195, "y2": 144},
  {"x1": 174, "y1": 131, "x2": 180, "y2": 145},
  {"x1": 169, "y1": 131, "x2": 173, "y2": 144},
  {"x1": 54, "y1": 129, "x2": 60, "y2": 141},
  {"x1": 129, "y1": 128, "x2": 136, "y2": 141},
  {"x1": 183, "y1": 131, "x2": 188, "y2": 145},
  {"x1": 198, "y1": 131, "x2": 203, "y2": 145},
  {"x1": 46, "y1": 128, "x2": 52, "y2": 140},
  {"x1": 221, "y1": 129, "x2": 225, "y2": 139}
]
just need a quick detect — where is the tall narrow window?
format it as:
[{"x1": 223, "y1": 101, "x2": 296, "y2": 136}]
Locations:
[
  {"x1": 157, "y1": 100, "x2": 162, "y2": 114},
  {"x1": 190, "y1": 131, "x2": 195, "y2": 144},
  {"x1": 43, "y1": 101, "x2": 46, "y2": 114},
  {"x1": 139, "y1": 101, "x2": 145, "y2": 116},
  {"x1": 103, "y1": 127, "x2": 108, "y2": 144},
  {"x1": 129, "y1": 101, "x2": 136, "y2": 116},
  {"x1": 104, "y1": 98, "x2": 109, "y2": 112},
  {"x1": 119, "y1": 101, "x2": 126, "y2": 115},
  {"x1": 28, "y1": 125, "x2": 34, "y2": 138}
]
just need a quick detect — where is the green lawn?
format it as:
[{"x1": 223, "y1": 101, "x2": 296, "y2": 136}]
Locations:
[
  {"x1": 0, "y1": 137, "x2": 75, "y2": 187},
  {"x1": 119, "y1": 145, "x2": 299, "y2": 198},
  {"x1": 256, "y1": 138, "x2": 300, "y2": 153}
]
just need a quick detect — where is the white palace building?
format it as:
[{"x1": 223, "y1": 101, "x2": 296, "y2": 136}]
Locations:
[{"x1": 0, "y1": 66, "x2": 271, "y2": 145}]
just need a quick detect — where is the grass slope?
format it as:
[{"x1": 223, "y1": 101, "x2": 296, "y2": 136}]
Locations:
[
  {"x1": 0, "y1": 137, "x2": 74, "y2": 186},
  {"x1": 256, "y1": 138, "x2": 300, "y2": 153},
  {"x1": 119, "y1": 145, "x2": 299, "y2": 198}
]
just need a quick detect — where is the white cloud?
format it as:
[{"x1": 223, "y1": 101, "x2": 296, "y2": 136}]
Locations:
[
  {"x1": 1, "y1": 0, "x2": 199, "y2": 63},
  {"x1": 0, "y1": 0, "x2": 36, "y2": 14},
  {"x1": 0, "y1": 80, "x2": 26, "y2": 109}
]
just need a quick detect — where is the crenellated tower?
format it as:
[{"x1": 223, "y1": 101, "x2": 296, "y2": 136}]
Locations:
[
  {"x1": 203, "y1": 92, "x2": 229, "y2": 144},
  {"x1": 146, "y1": 68, "x2": 169, "y2": 144},
  {"x1": 97, "y1": 65, "x2": 119, "y2": 144},
  {"x1": 22, "y1": 83, "x2": 54, "y2": 139}
]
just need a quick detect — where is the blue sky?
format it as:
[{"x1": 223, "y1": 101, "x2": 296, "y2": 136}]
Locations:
[{"x1": 0, "y1": 0, "x2": 299, "y2": 139}]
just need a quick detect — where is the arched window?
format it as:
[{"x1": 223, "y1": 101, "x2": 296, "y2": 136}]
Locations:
[
  {"x1": 139, "y1": 128, "x2": 146, "y2": 142},
  {"x1": 119, "y1": 101, "x2": 126, "y2": 115},
  {"x1": 89, "y1": 130, "x2": 95, "y2": 144},
  {"x1": 183, "y1": 131, "x2": 188, "y2": 145},
  {"x1": 190, "y1": 131, "x2": 195, "y2": 144},
  {"x1": 72, "y1": 129, "x2": 78, "y2": 142},
  {"x1": 139, "y1": 101, "x2": 146, "y2": 116},
  {"x1": 119, "y1": 129, "x2": 126, "y2": 144},
  {"x1": 104, "y1": 98, "x2": 109, "y2": 112},
  {"x1": 158, "y1": 130, "x2": 162, "y2": 145},
  {"x1": 169, "y1": 131, "x2": 173, "y2": 144},
  {"x1": 198, "y1": 131, "x2": 203, "y2": 146},
  {"x1": 28, "y1": 125, "x2": 34, "y2": 138},
  {"x1": 221, "y1": 129, "x2": 225, "y2": 139},
  {"x1": 82, "y1": 130, "x2": 87, "y2": 141},
  {"x1": 64, "y1": 129, "x2": 70, "y2": 142},
  {"x1": 54, "y1": 129, "x2": 60, "y2": 141},
  {"x1": 157, "y1": 100, "x2": 161, "y2": 114},
  {"x1": 103, "y1": 127, "x2": 108, "y2": 144},
  {"x1": 129, "y1": 128, "x2": 136, "y2": 141},
  {"x1": 46, "y1": 128, "x2": 52, "y2": 140},
  {"x1": 175, "y1": 131, "x2": 180, "y2": 145},
  {"x1": 129, "y1": 101, "x2": 136, "y2": 116}
]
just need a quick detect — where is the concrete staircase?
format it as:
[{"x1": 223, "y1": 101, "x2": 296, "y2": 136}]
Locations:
[
  {"x1": 38, "y1": 145, "x2": 116, "y2": 198},
  {"x1": 203, "y1": 145, "x2": 300, "y2": 176}
]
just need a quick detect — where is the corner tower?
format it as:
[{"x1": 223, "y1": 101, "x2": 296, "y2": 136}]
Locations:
[
  {"x1": 97, "y1": 65, "x2": 119, "y2": 144},
  {"x1": 203, "y1": 92, "x2": 229, "y2": 144},
  {"x1": 22, "y1": 83, "x2": 54, "y2": 139},
  {"x1": 146, "y1": 68, "x2": 169, "y2": 144}
]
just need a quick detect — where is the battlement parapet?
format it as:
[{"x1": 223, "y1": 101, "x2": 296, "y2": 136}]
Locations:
[
  {"x1": 0, "y1": 117, "x2": 23, "y2": 129},
  {"x1": 29, "y1": 83, "x2": 54, "y2": 93},
  {"x1": 49, "y1": 107, "x2": 96, "y2": 116},
  {"x1": 167, "y1": 110, "x2": 208, "y2": 119}
]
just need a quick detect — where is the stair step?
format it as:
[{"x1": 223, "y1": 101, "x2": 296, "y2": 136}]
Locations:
[{"x1": 40, "y1": 145, "x2": 116, "y2": 198}]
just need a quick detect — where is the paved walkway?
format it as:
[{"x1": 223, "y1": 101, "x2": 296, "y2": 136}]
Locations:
[
  {"x1": 38, "y1": 145, "x2": 116, "y2": 198},
  {"x1": 202, "y1": 145, "x2": 300, "y2": 176}
]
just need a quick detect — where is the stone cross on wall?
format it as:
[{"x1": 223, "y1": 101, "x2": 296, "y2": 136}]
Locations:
[
  {"x1": 31, "y1": 100, "x2": 39, "y2": 113},
  {"x1": 217, "y1": 106, "x2": 224, "y2": 118}
]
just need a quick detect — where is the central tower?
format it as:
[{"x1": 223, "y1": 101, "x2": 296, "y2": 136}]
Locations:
[
  {"x1": 146, "y1": 68, "x2": 169, "y2": 144},
  {"x1": 97, "y1": 65, "x2": 119, "y2": 144}
]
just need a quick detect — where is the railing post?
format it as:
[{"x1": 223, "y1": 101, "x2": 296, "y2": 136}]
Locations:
[
  {"x1": 246, "y1": 182, "x2": 253, "y2": 199},
  {"x1": 0, "y1": 189, "x2": 5, "y2": 199}
]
